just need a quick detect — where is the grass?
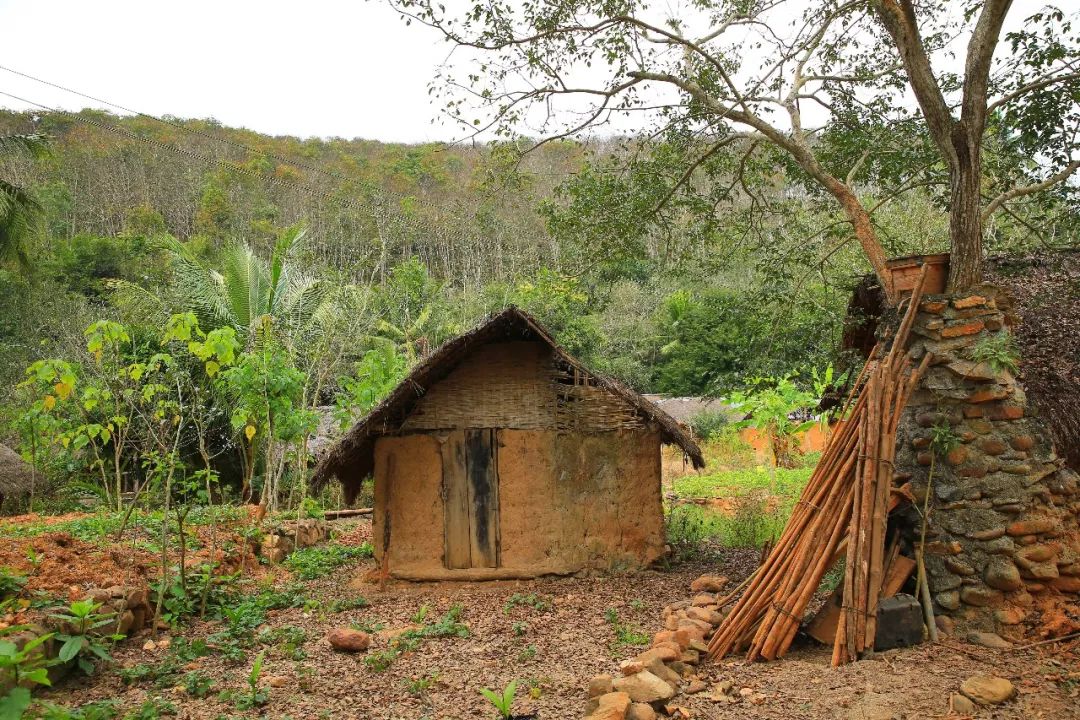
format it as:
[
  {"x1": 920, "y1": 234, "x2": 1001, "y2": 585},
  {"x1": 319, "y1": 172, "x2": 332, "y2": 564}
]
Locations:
[{"x1": 665, "y1": 436, "x2": 819, "y2": 555}]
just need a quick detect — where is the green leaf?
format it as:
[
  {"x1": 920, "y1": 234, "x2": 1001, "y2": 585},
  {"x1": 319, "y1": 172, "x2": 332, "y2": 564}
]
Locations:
[
  {"x1": 58, "y1": 635, "x2": 83, "y2": 662},
  {"x1": 0, "y1": 687, "x2": 32, "y2": 720}
]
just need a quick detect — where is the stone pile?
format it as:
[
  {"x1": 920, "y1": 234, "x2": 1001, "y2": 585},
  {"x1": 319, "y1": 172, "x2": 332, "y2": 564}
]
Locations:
[
  {"x1": 259, "y1": 518, "x2": 329, "y2": 562},
  {"x1": 582, "y1": 575, "x2": 729, "y2": 720},
  {"x1": 4, "y1": 583, "x2": 155, "y2": 687},
  {"x1": 895, "y1": 289, "x2": 1080, "y2": 642}
]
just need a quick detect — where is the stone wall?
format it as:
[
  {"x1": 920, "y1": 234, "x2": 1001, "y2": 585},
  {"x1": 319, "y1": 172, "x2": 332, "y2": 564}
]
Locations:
[{"x1": 893, "y1": 288, "x2": 1080, "y2": 641}]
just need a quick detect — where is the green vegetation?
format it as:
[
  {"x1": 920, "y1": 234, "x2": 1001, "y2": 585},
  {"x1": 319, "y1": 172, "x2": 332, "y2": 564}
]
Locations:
[
  {"x1": 284, "y1": 542, "x2": 374, "y2": 580},
  {"x1": 968, "y1": 331, "x2": 1021, "y2": 374},
  {"x1": 603, "y1": 608, "x2": 650, "y2": 655},
  {"x1": 50, "y1": 600, "x2": 122, "y2": 676},
  {"x1": 479, "y1": 680, "x2": 518, "y2": 720}
]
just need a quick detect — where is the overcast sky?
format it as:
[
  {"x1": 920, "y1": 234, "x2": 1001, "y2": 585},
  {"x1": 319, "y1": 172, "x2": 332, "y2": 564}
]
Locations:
[{"x1": 0, "y1": 0, "x2": 453, "y2": 142}]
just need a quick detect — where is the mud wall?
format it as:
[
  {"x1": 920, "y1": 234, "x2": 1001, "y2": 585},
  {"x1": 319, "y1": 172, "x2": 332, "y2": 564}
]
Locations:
[
  {"x1": 372, "y1": 428, "x2": 665, "y2": 579},
  {"x1": 893, "y1": 289, "x2": 1080, "y2": 640}
]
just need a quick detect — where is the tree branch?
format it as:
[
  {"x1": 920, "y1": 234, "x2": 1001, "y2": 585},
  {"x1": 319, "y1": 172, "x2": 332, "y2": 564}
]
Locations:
[{"x1": 981, "y1": 159, "x2": 1080, "y2": 221}]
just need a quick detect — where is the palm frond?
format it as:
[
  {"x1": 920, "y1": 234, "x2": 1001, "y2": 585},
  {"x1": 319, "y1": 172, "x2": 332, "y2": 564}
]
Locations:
[
  {"x1": 221, "y1": 243, "x2": 270, "y2": 334},
  {"x1": 154, "y1": 235, "x2": 236, "y2": 330},
  {"x1": 280, "y1": 276, "x2": 327, "y2": 335},
  {"x1": 0, "y1": 178, "x2": 41, "y2": 268}
]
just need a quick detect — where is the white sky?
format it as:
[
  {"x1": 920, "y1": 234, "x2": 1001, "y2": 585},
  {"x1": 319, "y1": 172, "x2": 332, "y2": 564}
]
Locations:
[
  {"x1": 0, "y1": 1, "x2": 1075, "y2": 145},
  {"x1": 0, "y1": 0, "x2": 452, "y2": 142}
]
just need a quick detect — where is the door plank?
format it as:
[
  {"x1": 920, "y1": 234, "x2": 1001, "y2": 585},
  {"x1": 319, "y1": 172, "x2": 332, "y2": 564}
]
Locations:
[
  {"x1": 465, "y1": 428, "x2": 500, "y2": 568},
  {"x1": 441, "y1": 431, "x2": 471, "y2": 569}
]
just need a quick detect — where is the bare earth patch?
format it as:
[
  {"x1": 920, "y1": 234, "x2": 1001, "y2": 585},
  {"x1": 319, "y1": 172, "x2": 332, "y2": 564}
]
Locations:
[{"x1": 37, "y1": 525, "x2": 1080, "y2": 719}]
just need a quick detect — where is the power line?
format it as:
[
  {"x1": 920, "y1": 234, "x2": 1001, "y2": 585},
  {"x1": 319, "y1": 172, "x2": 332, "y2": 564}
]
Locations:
[{"x1": 0, "y1": 63, "x2": 376, "y2": 189}]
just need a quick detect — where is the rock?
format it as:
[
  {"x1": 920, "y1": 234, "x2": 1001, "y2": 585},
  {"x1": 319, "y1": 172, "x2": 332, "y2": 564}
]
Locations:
[
  {"x1": 619, "y1": 660, "x2": 644, "y2": 676},
  {"x1": 1010, "y1": 435, "x2": 1035, "y2": 451},
  {"x1": 266, "y1": 675, "x2": 287, "y2": 688},
  {"x1": 960, "y1": 675, "x2": 1015, "y2": 705},
  {"x1": 327, "y1": 628, "x2": 370, "y2": 652},
  {"x1": 935, "y1": 615, "x2": 955, "y2": 636},
  {"x1": 637, "y1": 646, "x2": 679, "y2": 665},
  {"x1": 935, "y1": 590, "x2": 961, "y2": 611},
  {"x1": 960, "y1": 585, "x2": 1003, "y2": 607},
  {"x1": 109, "y1": 609, "x2": 133, "y2": 636},
  {"x1": 994, "y1": 607, "x2": 1026, "y2": 625},
  {"x1": 157, "y1": 637, "x2": 171, "y2": 649},
  {"x1": 690, "y1": 593, "x2": 714, "y2": 607},
  {"x1": 984, "y1": 558, "x2": 1022, "y2": 591},
  {"x1": 142, "y1": 639, "x2": 157, "y2": 651},
  {"x1": 953, "y1": 295, "x2": 987, "y2": 309},
  {"x1": 941, "y1": 319, "x2": 985, "y2": 338},
  {"x1": 612, "y1": 670, "x2": 677, "y2": 704},
  {"x1": 585, "y1": 691, "x2": 632, "y2": 720},
  {"x1": 949, "y1": 693, "x2": 977, "y2": 714},
  {"x1": 690, "y1": 575, "x2": 728, "y2": 593},
  {"x1": 643, "y1": 657, "x2": 681, "y2": 688},
  {"x1": 686, "y1": 679, "x2": 708, "y2": 694},
  {"x1": 588, "y1": 674, "x2": 614, "y2": 698},
  {"x1": 1050, "y1": 575, "x2": 1080, "y2": 593},
  {"x1": 685, "y1": 606, "x2": 724, "y2": 626},
  {"x1": 967, "y1": 631, "x2": 1013, "y2": 650},
  {"x1": 627, "y1": 702, "x2": 657, "y2": 720}
]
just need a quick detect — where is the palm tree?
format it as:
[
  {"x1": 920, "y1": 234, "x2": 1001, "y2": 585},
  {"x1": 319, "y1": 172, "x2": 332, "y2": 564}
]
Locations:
[
  {"x1": 0, "y1": 134, "x2": 48, "y2": 268},
  {"x1": 159, "y1": 225, "x2": 328, "y2": 346}
]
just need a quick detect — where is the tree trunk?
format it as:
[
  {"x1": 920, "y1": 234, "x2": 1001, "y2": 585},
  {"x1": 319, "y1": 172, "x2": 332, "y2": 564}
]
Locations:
[
  {"x1": 824, "y1": 178, "x2": 897, "y2": 304},
  {"x1": 947, "y1": 126, "x2": 984, "y2": 291}
]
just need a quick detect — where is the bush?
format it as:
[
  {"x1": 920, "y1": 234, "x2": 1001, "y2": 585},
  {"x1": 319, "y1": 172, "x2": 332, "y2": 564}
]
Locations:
[
  {"x1": 688, "y1": 409, "x2": 730, "y2": 441},
  {"x1": 285, "y1": 542, "x2": 374, "y2": 580}
]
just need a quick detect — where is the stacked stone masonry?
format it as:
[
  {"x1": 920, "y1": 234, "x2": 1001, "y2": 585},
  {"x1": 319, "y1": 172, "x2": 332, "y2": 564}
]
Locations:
[{"x1": 894, "y1": 288, "x2": 1080, "y2": 640}]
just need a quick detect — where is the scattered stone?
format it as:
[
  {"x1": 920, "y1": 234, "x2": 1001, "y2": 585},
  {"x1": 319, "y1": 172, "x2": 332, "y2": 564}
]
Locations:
[
  {"x1": 690, "y1": 593, "x2": 714, "y2": 607},
  {"x1": 960, "y1": 675, "x2": 1015, "y2": 705},
  {"x1": 266, "y1": 675, "x2": 287, "y2": 688},
  {"x1": 690, "y1": 575, "x2": 728, "y2": 593},
  {"x1": 588, "y1": 674, "x2": 614, "y2": 698},
  {"x1": 619, "y1": 660, "x2": 644, "y2": 676},
  {"x1": 637, "y1": 646, "x2": 679, "y2": 665},
  {"x1": 935, "y1": 590, "x2": 961, "y2": 611},
  {"x1": 142, "y1": 639, "x2": 157, "y2": 651},
  {"x1": 627, "y1": 702, "x2": 657, "y2": 720},
  {"x1": 994, "y1": 607, "x2": 1026, "y2": 625},
  {"x1": 585, "y1": 691, "x2": 632, "y2": 720},
  {"x1": 967, "y1": 631, "x2": 1013, "y2": 650},
  {"x1": 686, "y1": 606, "x2": 724, "y2": 626},
  {"x1": 327, "y1": 628, "x2": 370, "y2": 652},
  {"x1": 612, "y1": 670, "x2": 677, "y2": 704},
  {"x1": 686, "y1": 679, "x2": 708, "y2": 695},
  {"x1": 950, "y1": 693, "x2": 977, "y2": 715}
]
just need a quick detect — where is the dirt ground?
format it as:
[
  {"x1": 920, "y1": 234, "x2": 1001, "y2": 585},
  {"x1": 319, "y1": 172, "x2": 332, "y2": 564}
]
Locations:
[{"x1": 37, "y1": 522, "x2": 1080, "y2": 720}]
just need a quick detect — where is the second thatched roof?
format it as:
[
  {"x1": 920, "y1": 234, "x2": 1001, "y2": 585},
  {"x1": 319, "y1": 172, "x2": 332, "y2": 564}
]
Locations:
[{"x1": 0, "y1": 444, "x2": 35, "y2": 498}]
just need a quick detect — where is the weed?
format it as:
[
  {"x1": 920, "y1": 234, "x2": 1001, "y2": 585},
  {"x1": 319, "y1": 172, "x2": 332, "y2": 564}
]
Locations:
[
  {"x1": 50, "y1": 600, "x2": 122, "y2": 675},
  {"x1": 511, "y1": 621, "x2": 528, "y2": 637},
  {"x1": 37, "y1": 699, "x2": 120, "y2": 720},
  {"x1": 181, "y1": 671, "x2": 214, "y2": 698},
  {"x1": 517, "y1": 644, "x2": 538, "y2": 662},
  {"x1": 688, "y1": 409, "x2": 731, "y2": 441},
  {"x1": 235, "y1": 650, "x2": 269, "y2": 710},
  {"x1": 604, "y1": 608, "x2": 649, "y2": 654},
  {"x1": 284, "y1": 543, "x2": 374, "y2": 580},
  {"x1": 363, "y1": 605, "x2": 468, "y2": 672},
  {"x1": 479, "y1": 680, "x2": 518, "y2": 719},
  {"x1": 665, "y1": 504, "x2": 711, "y2": 561},
  {"x1": 258, "y1": 625, "x2": 307, "y2": 660},
  {"x1": 127, "y1": 698, "x2": 176, "y2": 720},
  {"x1": 929, "y1": 420, "x2": 961, "y2": 457},
  {"x1": 350, "y1": 618, "x2": 385, "y2": 634},
  {"x1": 328, "y1": 597, "x2": 369, "y2": 613},
  {"x1": 405, "y1": 672, "x2": 439, "y2": 696},
  {"x1": 968, "y1": 331, "x2": 1020, "y2": 373},
  {"x1": 502, "y1": 593, "x2": 551, "y2": 614},
  {"x1": 411, "y1": 604, "x2": 430, "y2": 623},
  {"x1": 629, "y1": 599, "x2": 646, "y2": 611},
  {"x1": 0, "y1": 568, "x2": 26, "y2": 599}
]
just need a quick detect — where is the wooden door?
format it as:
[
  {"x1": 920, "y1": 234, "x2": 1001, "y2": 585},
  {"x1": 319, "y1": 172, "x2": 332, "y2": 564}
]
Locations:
[{"x1": 442, "y1": 429, "x2": 500, "y2": 569}]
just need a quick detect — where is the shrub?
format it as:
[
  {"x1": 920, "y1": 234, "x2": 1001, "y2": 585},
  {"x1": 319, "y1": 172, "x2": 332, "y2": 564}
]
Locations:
[
  {"x1": 688, "y1": 409, "x2": 730, "y2": 441},
  {"x1": 968, "y1": 331, "x2": 1020, "y2": 373},
  {"x1": 284, "y1": 542, "x2": 374, "y2": 580}
]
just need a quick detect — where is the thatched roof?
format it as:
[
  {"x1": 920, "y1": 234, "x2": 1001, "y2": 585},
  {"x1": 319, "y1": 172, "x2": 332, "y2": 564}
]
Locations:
[
  {"x1": 312, "y1": 307, "x2": 704, "y2": 499},
  {"x1": 642, "y1": 395, "x2": 741, "y2": 426},
  {"x1": 0, "y1": 444, "x2": 35, "y2": 497}
]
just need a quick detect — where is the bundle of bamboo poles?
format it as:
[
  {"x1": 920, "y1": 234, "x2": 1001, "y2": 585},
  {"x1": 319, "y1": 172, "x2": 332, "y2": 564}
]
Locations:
[{"x1": 707, "y1": 268, "x2": 932, "y2": 666}]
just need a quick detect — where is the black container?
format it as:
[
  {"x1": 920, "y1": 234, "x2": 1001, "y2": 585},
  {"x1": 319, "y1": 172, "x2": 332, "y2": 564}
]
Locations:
[{"x1": 874, "y1": 593, "x2": 924, "y2": 651}]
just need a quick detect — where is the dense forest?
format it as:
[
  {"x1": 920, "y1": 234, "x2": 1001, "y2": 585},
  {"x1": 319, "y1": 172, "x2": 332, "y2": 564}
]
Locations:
[{"x1": 0, "y1": 105, "x2": 1074, "y2": 506}]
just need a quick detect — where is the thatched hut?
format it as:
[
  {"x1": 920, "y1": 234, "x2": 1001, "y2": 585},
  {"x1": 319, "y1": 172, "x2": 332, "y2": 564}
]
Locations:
[
  {"x1": 0, "y1": 444, "x2": 35, "y2": 508},
  {"x1": 313, "y1": 308, "x2": 704, "y2": 580}
]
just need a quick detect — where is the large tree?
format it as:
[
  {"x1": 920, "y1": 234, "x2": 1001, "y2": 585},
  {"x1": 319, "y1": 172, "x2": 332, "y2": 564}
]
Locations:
[{"x1": 392, "y1": 0, "x2": 1080, "y2": 301}]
